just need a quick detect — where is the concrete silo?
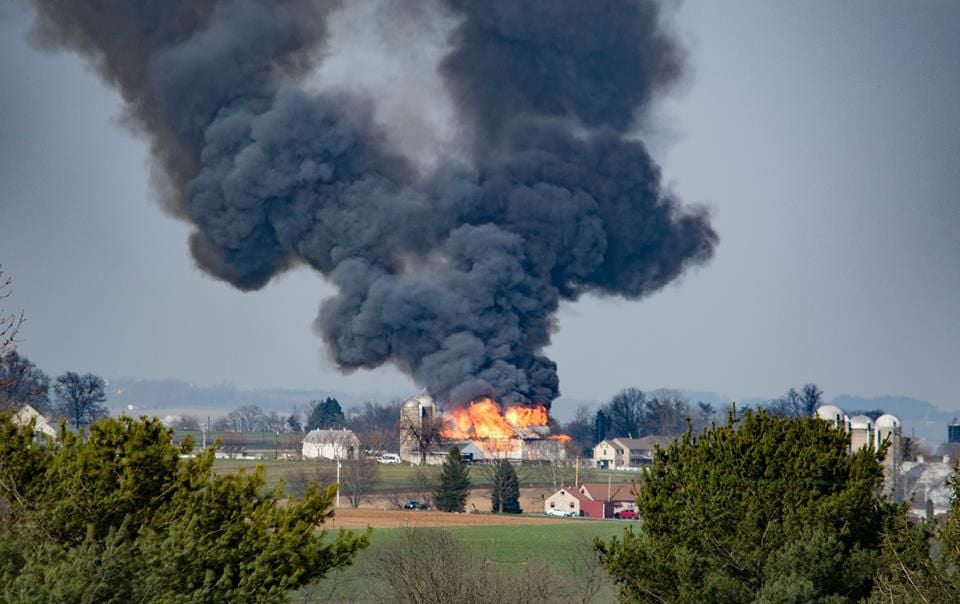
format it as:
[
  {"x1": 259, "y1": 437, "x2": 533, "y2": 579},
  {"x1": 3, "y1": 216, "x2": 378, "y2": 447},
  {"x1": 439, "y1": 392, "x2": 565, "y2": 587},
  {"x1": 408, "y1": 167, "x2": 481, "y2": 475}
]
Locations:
[
  {"x1": 399, "y1": 394, "x2": 437, "y2": 464},
  {"x1": 814, "y1": 404, "x2": 847, "y2": 429},
  {"x1": 848, "y1": 415, "x2": 874, "y2": 452}
]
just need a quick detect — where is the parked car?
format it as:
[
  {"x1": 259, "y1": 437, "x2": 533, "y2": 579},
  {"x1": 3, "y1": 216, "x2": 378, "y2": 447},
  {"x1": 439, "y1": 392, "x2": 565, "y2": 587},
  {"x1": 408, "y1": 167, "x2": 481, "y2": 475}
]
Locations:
[
  {"x1": 377, "y1": 453, "x2": 401, "y2": 464},
  {"x1": 403, "y1": 500, "x2": 429, "y2": 510},
  {"x1": 546, "y1": 507, "x2": 577, "y2": 517},
  {"x1": 615, "y1": 510, "x2": 638, "y2": 520}
]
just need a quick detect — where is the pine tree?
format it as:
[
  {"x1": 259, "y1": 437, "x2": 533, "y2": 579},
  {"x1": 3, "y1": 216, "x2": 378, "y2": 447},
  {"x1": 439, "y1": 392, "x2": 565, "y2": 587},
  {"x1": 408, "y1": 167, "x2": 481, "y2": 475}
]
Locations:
[
  {"x1": 434, "y1": 445, "x2": 471, "y2": 512},
  {"x1": 596, "y1": 409, "x2": 903, "y2": 603},
  {"x1": 490, "y1": 459, "x2": 522, "y2": 514},
  {"x1": 0, "y1": 414, "x2": 368, "y2": 602}
]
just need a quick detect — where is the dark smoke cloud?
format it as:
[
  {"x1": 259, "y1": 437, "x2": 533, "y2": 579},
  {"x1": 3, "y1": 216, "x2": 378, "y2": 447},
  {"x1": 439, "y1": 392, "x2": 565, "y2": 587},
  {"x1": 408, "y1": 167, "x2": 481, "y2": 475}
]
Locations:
[
  {"x1": 438, "y1": 0, "x2": 686, "y2": 150},
  {"x1": 30, "y1": 0, "x2": 716, "y2": 408}
]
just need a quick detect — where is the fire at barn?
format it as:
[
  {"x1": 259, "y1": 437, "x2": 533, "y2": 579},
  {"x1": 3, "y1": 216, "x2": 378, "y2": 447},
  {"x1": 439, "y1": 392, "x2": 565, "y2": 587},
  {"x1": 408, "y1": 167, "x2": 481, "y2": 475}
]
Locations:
[{"x1": 399, "y1": 394, "x2": 569, "y2": 465}]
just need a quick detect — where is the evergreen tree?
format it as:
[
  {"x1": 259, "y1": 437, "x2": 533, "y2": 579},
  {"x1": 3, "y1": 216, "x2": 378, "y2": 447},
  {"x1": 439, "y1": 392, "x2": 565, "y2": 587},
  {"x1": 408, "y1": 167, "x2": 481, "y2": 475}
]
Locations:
[
  {"x1": 0, "y1": 413, "x2": 368, "y2": 602},
  {"x1": 593, "y1": 409, "x2": 610, "y2": 444},
  {"x1": 596, "y1": 409, "x2": 903, "y2": 603},
  {"x1": 434, "y1": 445, "x2": 471, "y2": 512},
  {"x1": 490, "y1": 459, "x2": 522, "y2": 514},
  {"x1": 306, "y1": 397, "x2": 345, "y2": 430}
]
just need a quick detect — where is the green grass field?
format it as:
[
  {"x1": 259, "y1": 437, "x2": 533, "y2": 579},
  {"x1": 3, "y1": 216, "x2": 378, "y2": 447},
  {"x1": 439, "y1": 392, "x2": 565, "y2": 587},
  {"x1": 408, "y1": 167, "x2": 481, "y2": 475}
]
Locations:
[
  {"x1": 297, "y1": 522, "x2": 632, "y2": 603},
  {"x1": 211, "y1": 458, "x2": 641, "y2": 492}
]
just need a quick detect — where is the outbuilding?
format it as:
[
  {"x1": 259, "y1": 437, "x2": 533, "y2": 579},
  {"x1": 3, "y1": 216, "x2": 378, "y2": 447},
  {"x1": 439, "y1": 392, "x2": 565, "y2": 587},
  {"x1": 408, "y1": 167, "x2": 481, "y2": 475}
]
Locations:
[{"x1": 301, "y1": 428, "x2": 360, "y2": 460}]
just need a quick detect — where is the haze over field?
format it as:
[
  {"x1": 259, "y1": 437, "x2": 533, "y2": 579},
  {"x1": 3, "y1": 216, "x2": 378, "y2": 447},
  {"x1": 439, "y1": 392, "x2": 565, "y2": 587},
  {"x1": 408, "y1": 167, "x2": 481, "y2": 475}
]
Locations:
[{"x1": 1, "y1": 1, "x2": 958, "y2": 417}]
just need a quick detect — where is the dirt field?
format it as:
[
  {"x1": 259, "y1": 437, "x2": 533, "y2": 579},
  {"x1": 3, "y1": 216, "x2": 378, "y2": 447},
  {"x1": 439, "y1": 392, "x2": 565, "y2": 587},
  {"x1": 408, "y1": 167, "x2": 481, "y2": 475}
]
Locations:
[{"x1": 328, "y1": 507, "x2": 586, "y2": 529}]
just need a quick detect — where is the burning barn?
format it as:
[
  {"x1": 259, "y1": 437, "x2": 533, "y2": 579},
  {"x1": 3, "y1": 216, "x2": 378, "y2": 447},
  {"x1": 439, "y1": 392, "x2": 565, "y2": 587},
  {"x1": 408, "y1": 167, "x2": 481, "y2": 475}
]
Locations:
[
  {"x1": 37, "y1": 2, "x2": 717, "y2": 456},
  {"x1": 399, "y1": 394, "x2": 568, "y2": 465}
]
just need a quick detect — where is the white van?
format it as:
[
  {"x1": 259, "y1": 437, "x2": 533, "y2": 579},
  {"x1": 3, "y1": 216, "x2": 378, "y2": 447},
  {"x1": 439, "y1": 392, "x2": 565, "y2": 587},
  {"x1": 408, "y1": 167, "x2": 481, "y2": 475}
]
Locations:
[{"x1": 377, "y1": 453, "x2": 401, "y2": 464}]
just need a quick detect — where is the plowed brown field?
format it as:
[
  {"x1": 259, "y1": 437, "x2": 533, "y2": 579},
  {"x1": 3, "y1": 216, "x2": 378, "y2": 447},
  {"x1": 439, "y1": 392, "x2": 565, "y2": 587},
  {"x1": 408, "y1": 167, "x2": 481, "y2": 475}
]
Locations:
[{"x1": 328, "y1": 508, "x2": 585, "y2": 529}]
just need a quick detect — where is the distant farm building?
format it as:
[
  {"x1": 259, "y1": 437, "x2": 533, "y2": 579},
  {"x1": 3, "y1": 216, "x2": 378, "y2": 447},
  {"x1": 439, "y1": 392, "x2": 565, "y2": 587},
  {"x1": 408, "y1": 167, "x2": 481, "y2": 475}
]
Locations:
[
  {"x1": 814, "y1": 405, "x2": 902, "y2": 464},
  {"x1": 545, "y1": 487, "x2": 609, "y2": 518},
  {"x1": 302, "y1": 428, "x2": 360, "y2": 460},
  {"x1": 578, "y1": 483, "x2": 637, "y2": 517},
  {"x1": 399, "y1": 393, "x2": 568, "y2": 464},
  {"x1": 593, "y1": 436, "x2": 674, "y2": 469},
  {"x1": 12, "y1": 404, "x2": 57, "y2": 439}
]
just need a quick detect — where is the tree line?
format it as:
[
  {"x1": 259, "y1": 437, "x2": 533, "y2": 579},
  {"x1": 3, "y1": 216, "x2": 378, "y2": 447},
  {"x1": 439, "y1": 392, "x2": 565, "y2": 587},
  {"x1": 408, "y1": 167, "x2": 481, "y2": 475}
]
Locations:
[{"x1": 0, "y1": 352, "x2": 109, "y2": 430}]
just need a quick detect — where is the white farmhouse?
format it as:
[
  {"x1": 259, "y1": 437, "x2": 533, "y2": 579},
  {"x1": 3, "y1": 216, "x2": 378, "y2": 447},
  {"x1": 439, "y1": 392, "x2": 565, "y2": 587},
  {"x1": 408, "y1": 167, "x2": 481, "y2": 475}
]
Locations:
[
  {"x1": 301, "y1": 428, "x2": 360, "y2": 460},
  {"x1": 593, "y1": 436, "x2": 675, "y2": 469},
  {"x1": 12, "y1": 404, "x2": 58, "y2": 439}
]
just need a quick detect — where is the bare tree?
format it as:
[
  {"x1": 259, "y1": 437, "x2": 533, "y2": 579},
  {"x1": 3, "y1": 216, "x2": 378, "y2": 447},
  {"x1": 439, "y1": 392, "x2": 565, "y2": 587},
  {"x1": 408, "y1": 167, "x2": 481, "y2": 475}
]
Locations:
[
  {"x1": 358, "y1": 527, "x2": 564, "y2": 603},
  {"x1": 340, "y1": 458, "x2": 380, "y2": 508},
  {"x1": 531, "y1": 453, "x2": 578, "y2": 491},
  {"x1": 349, "y1": 400, "x2": 402, "y2": 456},
  {"x1": 560, "y1": 404, "x2": 594, "y2": 455},
  {"x1": 0, "y1": 266, "x2": 25, "y2": 359},
  {"x1": 0, "y1": 352, "x2": 50, "y2": 413},
  {"x1": 564, "y1": 534, "x2": 615, "y2": 603},
  {"x1": 647, "y1": 389, "x2": 690, "y2": 436},
  {"x1": 801, "y1": 383, "x2": 824, "y2": 416},
  {"x1": 220, "y1": 404, "x2": 268, "y2": 432},
  {"x1": 286, "y1": 464, "x2": 338, "y2": 498},
  {"x1": 401, "y1": 413, "x2": 444, "y2": 465},
  {"x1": 54, "y1": 372, "x2": 108, "y2": 429},
  {"x1": 265, "y1": 411, "x2": 286, "y2": 432},
  {"x1": 605, "y1": 387, "x2": 646, "y2": 438},
  {"x1": 168, "y1": 414, "x2": 201, "y2": 430}
]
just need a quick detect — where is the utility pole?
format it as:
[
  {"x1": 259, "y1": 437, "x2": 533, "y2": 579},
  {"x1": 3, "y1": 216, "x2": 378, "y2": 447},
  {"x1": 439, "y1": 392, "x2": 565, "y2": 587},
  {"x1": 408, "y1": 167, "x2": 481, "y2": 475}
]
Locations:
[{"x1": 336, "y1": 457, "x2": 342, "y2": 509}]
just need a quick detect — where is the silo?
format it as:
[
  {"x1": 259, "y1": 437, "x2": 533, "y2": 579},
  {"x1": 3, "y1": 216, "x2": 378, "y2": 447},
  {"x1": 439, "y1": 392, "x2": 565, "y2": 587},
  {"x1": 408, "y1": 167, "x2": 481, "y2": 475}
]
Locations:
[
  {"x1": 399, "y1": 394, "x2": 437, "y2": 464},
  {"x1": 874, "y1": 414, "x2": 902, "y2": 501},
  {"x1": 814, "y1": 404, "x2": 846, "y2": 429},
  {"x1": 875, "y1": 414, "x2": 901, "y2": 461},
  {"x1": 949, "y1": 419, "x2": 960, "y2": 444},
  {"x1": 848, "y1": 415, "x2": 873, "y2": 451}
]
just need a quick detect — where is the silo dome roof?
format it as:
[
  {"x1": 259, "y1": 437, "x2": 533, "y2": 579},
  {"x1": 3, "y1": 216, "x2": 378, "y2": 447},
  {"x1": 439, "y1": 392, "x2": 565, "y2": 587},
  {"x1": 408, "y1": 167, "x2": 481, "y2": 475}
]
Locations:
[
  {"x1": 849, "y1": 415, "x2": 872, "y2": 430},
  {"x1": 403, "y1": 394, "x2": 435, "y2": 409},
  {"x1": 875, "y1": 414, "x2": 900, "y2": 429},
  {"x1": 815, "y1": 405, "x2": 845, "y2": 421}
]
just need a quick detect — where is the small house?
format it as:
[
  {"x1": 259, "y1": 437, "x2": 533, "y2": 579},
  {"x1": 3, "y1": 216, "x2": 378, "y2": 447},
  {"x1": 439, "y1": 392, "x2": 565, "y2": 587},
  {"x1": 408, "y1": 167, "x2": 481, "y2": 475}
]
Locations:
[
  {"x1": 593, "y1": 436, "x2": 675, "y2": 469},
  {"x1": 544, "y1": 487, "x2": 614, "y2": 518},
  {"x1": 579, "y1": 482, "x2": 637, "y2": 517}
]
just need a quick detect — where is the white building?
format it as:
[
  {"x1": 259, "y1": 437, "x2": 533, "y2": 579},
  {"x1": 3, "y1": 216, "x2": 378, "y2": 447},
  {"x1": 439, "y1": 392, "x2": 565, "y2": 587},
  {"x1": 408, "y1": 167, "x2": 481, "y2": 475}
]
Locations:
[
  {"x1": 593, "y1": 436, "x2": 675, "y2": 469},
  {"x1": 301, "y1": 428, "x2": 360, "y2": 460},
  {"x1": 12, "y1": 404, "x2": 58, "y2": 439}
]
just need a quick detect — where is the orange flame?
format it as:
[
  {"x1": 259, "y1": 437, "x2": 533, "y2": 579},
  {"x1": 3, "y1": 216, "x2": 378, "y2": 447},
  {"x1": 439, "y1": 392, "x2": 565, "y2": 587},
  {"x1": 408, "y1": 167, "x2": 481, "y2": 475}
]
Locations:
[{"x1": 440, "y1": 397, "x2": 569, "y2": 442}]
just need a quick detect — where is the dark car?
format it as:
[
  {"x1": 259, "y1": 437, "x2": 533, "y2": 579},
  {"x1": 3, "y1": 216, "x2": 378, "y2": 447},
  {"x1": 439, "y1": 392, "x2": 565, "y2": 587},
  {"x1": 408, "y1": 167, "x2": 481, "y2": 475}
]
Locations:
[{"x1": 403, "y1": 501, "x2": 429, "y2": 510}]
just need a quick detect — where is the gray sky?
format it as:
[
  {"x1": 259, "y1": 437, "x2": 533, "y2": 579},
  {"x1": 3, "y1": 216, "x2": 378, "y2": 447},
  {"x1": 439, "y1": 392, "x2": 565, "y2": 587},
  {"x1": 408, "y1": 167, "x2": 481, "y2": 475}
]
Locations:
[{"x1": 1, "y1": 1, "x2": 958, "y2": 411}]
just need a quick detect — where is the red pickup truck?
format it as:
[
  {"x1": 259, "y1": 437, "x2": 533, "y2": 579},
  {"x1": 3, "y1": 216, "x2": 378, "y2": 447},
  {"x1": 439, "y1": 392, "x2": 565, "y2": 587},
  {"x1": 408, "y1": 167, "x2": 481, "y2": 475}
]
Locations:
[{"x1": 615, "y1": 510, "x2": 638, "y2": 520}]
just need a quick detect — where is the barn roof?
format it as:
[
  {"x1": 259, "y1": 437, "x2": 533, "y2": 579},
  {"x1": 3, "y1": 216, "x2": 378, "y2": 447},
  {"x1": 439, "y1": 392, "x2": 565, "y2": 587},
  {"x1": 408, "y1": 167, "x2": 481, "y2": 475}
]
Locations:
[{"x1": 302, "y1": 428, "x2": 359, "y2": 444}]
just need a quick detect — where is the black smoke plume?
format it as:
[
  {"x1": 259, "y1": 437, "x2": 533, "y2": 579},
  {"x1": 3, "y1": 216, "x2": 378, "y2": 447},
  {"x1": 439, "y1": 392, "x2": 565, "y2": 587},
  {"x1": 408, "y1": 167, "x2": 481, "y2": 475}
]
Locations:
[{"x1": 30, "y1": 0, "x2": 717, "y2": 408}]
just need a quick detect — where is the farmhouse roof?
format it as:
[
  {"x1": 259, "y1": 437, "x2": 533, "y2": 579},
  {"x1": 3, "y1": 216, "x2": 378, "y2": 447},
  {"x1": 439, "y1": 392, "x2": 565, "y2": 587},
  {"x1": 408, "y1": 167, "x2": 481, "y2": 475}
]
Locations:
[
  {"x1": 302, "y1": 428, "x2": 359, "y2": 444},
  {"x1": 579, "y1": 483, "x2": 635, "y2": 502},
  {"x1": 12, "y1": 404, "x2": 58, "y2": 438},
  {"x1": 612, "y1": 436, "x2": 675, "y2": 450}
]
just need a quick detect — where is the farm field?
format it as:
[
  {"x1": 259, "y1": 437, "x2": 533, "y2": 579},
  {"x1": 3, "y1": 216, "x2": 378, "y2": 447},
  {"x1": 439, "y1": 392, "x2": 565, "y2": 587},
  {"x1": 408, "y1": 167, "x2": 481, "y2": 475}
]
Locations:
[
  {"x1": 298, "y1": 520, "x2": 631, "y2": 602},
  {"x1": 211, "y1": 457, "x2": 641, "y2": 491},
  {"x1": 327, "y1": 507, "x2": 605, "y2": 529}
]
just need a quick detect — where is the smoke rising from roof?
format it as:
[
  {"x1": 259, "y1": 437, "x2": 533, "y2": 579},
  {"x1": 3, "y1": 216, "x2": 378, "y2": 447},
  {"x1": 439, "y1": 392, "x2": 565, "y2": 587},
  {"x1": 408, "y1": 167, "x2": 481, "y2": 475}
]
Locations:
[{"x1": 30, "y1": 0, "x2": 717, "y2": 408}]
